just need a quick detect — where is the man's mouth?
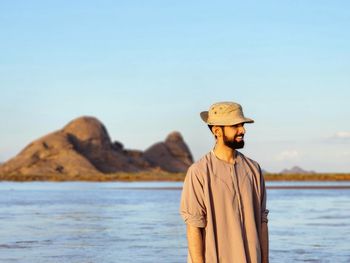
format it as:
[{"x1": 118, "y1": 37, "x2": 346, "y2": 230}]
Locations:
[{"x1": 235, "y1": 135, "x2": 244, "y2": 141}]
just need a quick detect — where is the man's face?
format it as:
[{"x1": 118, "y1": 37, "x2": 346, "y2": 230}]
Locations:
[{"x1": 222, "y1": 123, "x2": 246, "y2": 149}]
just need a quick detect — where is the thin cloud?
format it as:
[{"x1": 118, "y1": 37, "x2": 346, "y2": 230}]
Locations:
[
  {"x1": 334, "y1": 131, "x2": 350, "y2": 139},
  {"x1": 330, "y1": 131, "x2": 350, "y2": 141}
]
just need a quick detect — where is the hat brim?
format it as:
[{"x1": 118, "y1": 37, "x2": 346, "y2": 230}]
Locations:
[
  {"x1": 200, "y1": 111, "x2": 209, "y2": 123},
  {"x1": 200, "y1": 111, "x2": 254, "y2": 125}
]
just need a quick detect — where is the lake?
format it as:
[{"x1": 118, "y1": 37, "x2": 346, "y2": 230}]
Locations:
[{"x1": 0, "y1": 181, "x2": 349, "y2": 263}]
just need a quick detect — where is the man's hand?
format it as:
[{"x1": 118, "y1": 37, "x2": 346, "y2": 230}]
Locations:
[{"x1": 187, "y1": 224, "x2": 205, "y2": 263}]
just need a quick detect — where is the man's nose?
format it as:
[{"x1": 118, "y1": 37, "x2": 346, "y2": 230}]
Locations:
[{"x1": 239, "y1": 126, "x2": 246, "y2": 134}]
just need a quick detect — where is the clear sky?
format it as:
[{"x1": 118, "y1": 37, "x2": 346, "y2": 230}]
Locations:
[{"x1": 1, "y1": 1, "x2": 349, "y2": 172}]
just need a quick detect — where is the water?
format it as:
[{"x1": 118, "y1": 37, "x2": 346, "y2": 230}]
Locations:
[{"x1": 0, "y1": 181, "x2": 349, "y2": 263}]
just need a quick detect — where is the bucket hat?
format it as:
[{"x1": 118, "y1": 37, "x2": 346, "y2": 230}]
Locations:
[{"x1": 200, "y1": 101, "x2": 254, "y2": 126}]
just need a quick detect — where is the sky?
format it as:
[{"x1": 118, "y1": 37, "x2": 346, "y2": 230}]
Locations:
[{"x1": 0, "y1": 0, "x2": 349, "y2": 173}]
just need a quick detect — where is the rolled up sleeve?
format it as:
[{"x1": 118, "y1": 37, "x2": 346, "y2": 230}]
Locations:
[
  {"x1": 261, "y1": 208, "x2": 269, "y2": 223},
  {"x1": 180, "y1": 165, "x2": 206, "y2": 228},
  {"x1": 260, "y1": 171, "x2": 269, "y2": 224},
  {"x1": 261, "y1": 186, "x2": 269, "y2": 224}
]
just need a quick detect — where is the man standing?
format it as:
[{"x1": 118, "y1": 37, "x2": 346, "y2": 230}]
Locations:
[{"x1": 180, "y1": 101, "x2": 269, "y2": 263}]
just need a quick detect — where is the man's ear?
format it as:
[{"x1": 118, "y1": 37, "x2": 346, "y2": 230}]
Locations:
[{"x1": 212, "y1": 126, "x2": 222, "y2": 138}]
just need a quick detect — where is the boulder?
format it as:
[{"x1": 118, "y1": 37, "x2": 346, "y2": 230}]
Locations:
[
  {"x1": 63, "y1": 117, "x2": 141, "y2": 173},
  {"x1": 144, "y1": 131, "x2": 193, "y2": 173}
]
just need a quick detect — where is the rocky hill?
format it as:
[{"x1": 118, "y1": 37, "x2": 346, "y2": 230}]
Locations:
[
  {"x1": 144, "y1": 131, "x2": 193, "y2": 173},
  {"x1": 280, "y1": 166, "x2": 316, "y2": 174},
  {"x1": 0, "y1": 116, "x2": 193, "y2": 177}
]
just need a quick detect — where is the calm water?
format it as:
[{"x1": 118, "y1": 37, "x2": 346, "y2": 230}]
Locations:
[{"x1": 0, "y1": 181, "x2": 349, "y2": 263}]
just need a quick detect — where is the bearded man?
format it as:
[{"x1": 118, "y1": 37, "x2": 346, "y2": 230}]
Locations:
[{"x1": 180, "y1": 101, "x2": 269, "y2": 263}]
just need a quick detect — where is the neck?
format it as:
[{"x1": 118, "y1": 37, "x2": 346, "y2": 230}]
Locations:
[{"x1": 213, "y1": 143, "x2": 236, "y2": 164}]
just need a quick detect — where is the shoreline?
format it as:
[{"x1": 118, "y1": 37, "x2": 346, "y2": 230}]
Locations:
[
  {"x1": 110, "y1": 185, "x2": 350, "y2": 190},
  {"x1": 1, "y1": 172, "x2": 350, "y2": 182}
]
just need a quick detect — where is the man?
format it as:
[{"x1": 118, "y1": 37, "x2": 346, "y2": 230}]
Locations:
[{"x1": 180, "y1": 101, "x2": 269, "y2": 263}]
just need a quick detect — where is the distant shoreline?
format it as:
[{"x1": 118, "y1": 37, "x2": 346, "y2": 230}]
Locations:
[
  {"x1": 1, "y1": 172, "x2": 350, "y2": 182},
  {"x1": 264, "y1": 173, "x2": 350, "y2": 181}
]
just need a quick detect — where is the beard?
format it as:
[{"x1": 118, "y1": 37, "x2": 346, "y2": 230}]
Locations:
[{"x1": 223, "y1": 133, "x2": 245, "y2": 149}]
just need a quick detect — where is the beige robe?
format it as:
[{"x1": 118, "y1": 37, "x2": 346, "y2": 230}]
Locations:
[{"x1": 180, "y1": 151, "x2": 269, "y2": 263}]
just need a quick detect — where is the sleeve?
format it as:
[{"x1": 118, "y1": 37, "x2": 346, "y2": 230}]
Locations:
[
  {"x1": 179, "y1": 165, "x2": 207, "y2": 228},
  {"x1": 260, "y1": 170, "x2": 269, "y2": 263}
]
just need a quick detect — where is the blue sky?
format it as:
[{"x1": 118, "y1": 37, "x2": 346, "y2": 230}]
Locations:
[{"x1": 1, "y1": 1, "x2": 349, "y2": 172}]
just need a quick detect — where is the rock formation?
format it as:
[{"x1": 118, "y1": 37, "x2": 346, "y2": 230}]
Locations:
[
  {"x1": 280, "y1": 166, "x2": 316, "y2": 174},
  {"x1": 144, "y1": 132, "x2": 194, "y2": 173},
  {"x1": 0, "y1": 116, "x2": 193, "y2": 177}
]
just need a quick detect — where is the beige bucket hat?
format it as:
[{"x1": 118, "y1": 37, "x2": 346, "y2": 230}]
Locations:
[{"x1": 200, "y1": 101, "x2": 254, "y2": 126}]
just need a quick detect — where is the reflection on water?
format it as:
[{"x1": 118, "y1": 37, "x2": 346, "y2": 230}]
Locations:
[{"x1": 0, "y1": 181, "x2": 349, "y2": 263}]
